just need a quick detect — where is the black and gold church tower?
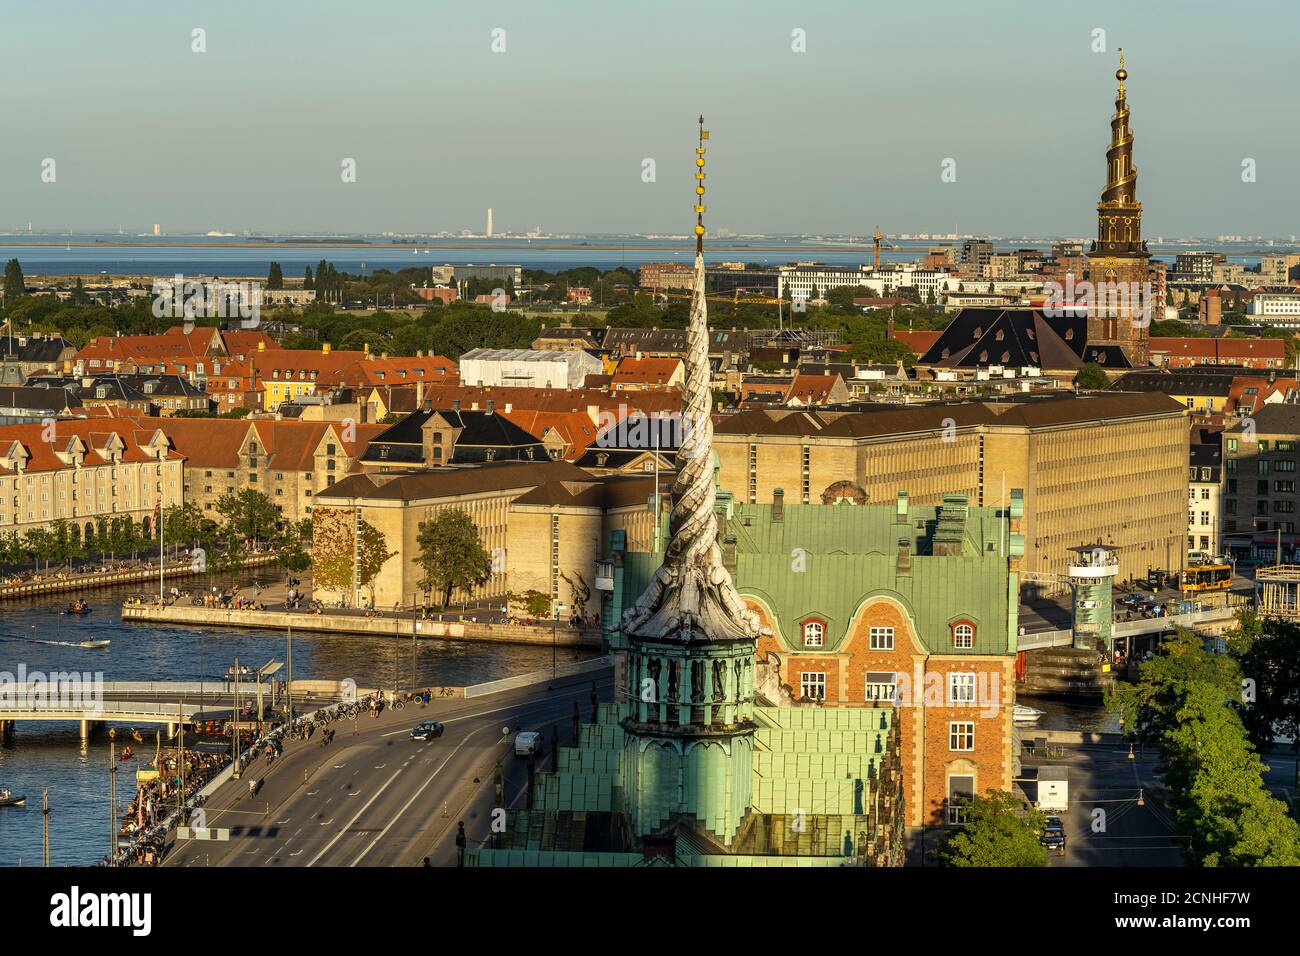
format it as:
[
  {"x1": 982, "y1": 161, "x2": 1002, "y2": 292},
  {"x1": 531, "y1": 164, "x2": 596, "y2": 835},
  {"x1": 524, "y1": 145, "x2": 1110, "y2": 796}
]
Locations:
[{"x1": 1087, "y1": 49, "x2": 1151, "y2": 367}]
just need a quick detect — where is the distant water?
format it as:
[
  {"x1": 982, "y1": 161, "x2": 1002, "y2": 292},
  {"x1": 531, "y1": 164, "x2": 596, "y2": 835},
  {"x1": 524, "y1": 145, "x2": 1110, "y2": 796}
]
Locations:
[
  {"x1": 0, "y1": 236, "x2": 1271, "y2": 277},
  {"x1": 0, "y1": 569, "x2": 595, "y2": 866}
]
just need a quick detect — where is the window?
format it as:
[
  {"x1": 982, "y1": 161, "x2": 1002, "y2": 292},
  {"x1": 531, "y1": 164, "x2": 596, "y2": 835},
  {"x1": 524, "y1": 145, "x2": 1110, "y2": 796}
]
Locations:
[
  {"x1": 802, "y1": 620, "x2": 824, "y2": 648},
  {"x1": 865, "y1": 672, "x2": 896, "y2": 702},
  {"x1": 952, "y1": 623, "x2": 974, "y2": 649},
  {"x1": 799, "y1": 672, "x2": 826, "y2": 701},
  {"x1": 949, "y1": 673, "x2": 977, "y2": 704},
  {"x1": 947, "y1": 775, "x2": 975, "y2": 825},
  {"x1": 949, "y1": 722, "x2": 975, "y2": 751},
  {"x1": 869, "y1": 626, "x2": 895, "y2": 650}
]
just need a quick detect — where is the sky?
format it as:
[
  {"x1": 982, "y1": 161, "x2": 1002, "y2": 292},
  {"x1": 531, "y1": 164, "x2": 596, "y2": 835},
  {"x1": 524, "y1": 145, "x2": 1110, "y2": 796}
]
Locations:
[{"x1": 1, "y1": 0, "x2": 1297, "y2": 238}]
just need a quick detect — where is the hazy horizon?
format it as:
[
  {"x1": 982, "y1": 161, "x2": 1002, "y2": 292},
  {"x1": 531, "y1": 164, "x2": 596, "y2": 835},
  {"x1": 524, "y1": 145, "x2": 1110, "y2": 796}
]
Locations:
[{"x1": 4, "y1": 0, "x2": 1297, "y2": 237}]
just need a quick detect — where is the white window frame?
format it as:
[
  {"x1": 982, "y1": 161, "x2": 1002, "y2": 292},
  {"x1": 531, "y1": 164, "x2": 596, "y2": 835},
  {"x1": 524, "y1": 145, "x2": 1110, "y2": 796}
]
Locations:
[
  {"x1": 949, "y1": 672, "x2": 977, "y2": 705},
  {"x1": 953, "y1": 623, "x2": 974, "y2": 649},
  {"x1": 949, "y1": 721, "x2": 975, "y2": 751},
  {"x1": 802, "y1": 620, "x2": 824, "y2": 648},
  {"x1": 800, "y1": 672, "x2": 827, "y2": 701},
  {"x1": 865, "y1": 672, "x2": 896, "y2": 703},
  {"x1": 869, "y1": 626, "x2": 894, "y2": 650}
]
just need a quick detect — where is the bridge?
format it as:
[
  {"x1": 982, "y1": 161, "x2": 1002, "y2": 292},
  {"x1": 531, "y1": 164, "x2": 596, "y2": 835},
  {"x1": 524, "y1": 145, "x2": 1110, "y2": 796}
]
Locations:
[
  {"x1": 0, "y1": 669, "x2": 359, "y2": 741},
  {"x1": 1017, "y1": 606, "x2": 1240, "y2": 651}
]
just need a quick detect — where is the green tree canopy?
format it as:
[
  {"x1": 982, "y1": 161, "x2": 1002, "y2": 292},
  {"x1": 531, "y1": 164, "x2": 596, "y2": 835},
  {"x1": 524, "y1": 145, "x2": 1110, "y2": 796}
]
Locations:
[
  {"x1": 938, "y1": 790, "x2": 1048, "y2": 867},
  {"x1": 415, "y1": 509, "x2": 492, "y2": 607}
]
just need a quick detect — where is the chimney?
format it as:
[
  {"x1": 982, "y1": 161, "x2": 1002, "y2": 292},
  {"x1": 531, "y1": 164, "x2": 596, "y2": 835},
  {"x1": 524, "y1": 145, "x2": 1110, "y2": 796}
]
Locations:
[
  {"x1": 485, "y1": 399, "x2": 495, "y2": 415},
  {"x1": 895, "y1": 490, "x2": 909, "y2": 523},
  {"x1": 322, "y1": 342, "x2": 331, "y2": 355},
  {"x1": 772, "y1": 487, "x2": 784, "y2": 522},
  {"x1": 416, "y1": 379, "x2": 424, "y2": 406},
  {"x1": 722, "y1": 534, "x2": 737, "y2": 572},
  {"x1": 896, "y1": 538, "x2": 912, "y2": 575},
  {"x1": 451, "y1": 398, "x2": 461, "y2": 413}
]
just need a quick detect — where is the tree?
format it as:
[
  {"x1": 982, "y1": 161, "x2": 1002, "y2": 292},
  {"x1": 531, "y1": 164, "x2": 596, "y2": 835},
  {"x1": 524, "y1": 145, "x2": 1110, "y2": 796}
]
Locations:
[
  {"x1": 1230, "y1": 612, "x2": 1300, "y2": 771},
  {"x1": 310, "y1": 507, "x2": 394, "y2": 606},
  {"x1": 1107, "y1": 625, "x2": 1300, "y2": 866},
  {"x1": 415, "y1": 509, "x2": 492, "y2": 608},
  {"x1": 937, "y1": 790, "x2": 1048, "y2": 867},
  {"x1": 303, "y1": 265, "x2": 314, "y2": 290},
  {"x1": 1075, "y1": 362, "x2": 1109, "y2": 390},
  {"x1": 3, "y1": 258, "x2": 25, "y2": 301},
  {"x1": 215, "y1": 489, "x2": 281, "y2": 549},
  {"x1": 267, "y1": 262, "x2": 284, "y2": 290}
]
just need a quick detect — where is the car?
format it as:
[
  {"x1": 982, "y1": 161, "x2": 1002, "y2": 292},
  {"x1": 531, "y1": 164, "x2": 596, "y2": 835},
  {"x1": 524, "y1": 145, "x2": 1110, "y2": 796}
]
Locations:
[
  {"x1": 514, "y1": 731, "x2": 542, "y2": 757},
  {"x1": 409, "y1": 721, "x2": 444, "y2": 741},
  {"x1": 1039, "y1": 815, "x2": 1066, "y2": 856}
]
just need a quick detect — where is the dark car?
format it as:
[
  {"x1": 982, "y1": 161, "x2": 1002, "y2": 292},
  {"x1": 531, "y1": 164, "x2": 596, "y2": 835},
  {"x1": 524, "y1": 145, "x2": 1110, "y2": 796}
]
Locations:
[
  {"x1": 1040, "y1": 815, "x2": 1066, "y2": 855},
  {"x1": 409, "y1": 721, "x2": 444, "y2": 741}
]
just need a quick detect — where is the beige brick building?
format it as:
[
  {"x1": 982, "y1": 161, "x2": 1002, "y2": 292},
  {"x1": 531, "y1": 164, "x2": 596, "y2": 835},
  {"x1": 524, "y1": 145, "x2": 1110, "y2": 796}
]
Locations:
[
  {"x1": 0, "y1": 418, "x2": 183, "y2": 536},
  {"x1": 312, "y1": 461, "x2": 659, "y2": 611},
  {"x1": 713, "y1": 392, "x2": 1189, "y2": 588},
  {"x1": 152, "y1": 418, "x2": 384, "y2": 524}
]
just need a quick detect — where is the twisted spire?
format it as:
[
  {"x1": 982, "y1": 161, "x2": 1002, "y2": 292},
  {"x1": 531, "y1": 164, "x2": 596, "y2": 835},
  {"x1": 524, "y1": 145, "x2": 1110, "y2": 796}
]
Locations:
[
  {"x1": 1102, "y1": 48, "x2": 1137, "y2": 205},
  {"x1": 621, "y1": 120, "x2": 759, "y2": 644}
]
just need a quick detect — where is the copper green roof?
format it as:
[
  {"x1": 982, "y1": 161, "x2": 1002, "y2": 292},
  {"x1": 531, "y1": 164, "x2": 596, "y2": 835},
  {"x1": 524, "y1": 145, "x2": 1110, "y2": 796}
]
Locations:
[{"x1": 619, "y1": 497, "x2": 1017, "y2": 656}]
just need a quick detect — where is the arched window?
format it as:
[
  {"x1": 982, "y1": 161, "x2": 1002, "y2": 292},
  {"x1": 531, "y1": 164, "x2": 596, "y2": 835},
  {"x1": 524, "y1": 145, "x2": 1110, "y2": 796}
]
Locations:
[
  {"x1": 952, "y1": 622, "x2": 975, "y2": 649},
  {"x1": 802, "y1": 620, "x2": 824, "y2": 648}
]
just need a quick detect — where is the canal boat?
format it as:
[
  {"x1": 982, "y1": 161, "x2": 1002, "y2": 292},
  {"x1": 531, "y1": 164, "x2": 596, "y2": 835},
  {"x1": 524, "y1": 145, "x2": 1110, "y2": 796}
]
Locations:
[{"x1": 0, "y1": 788, "x2": 25, "y2": 807}]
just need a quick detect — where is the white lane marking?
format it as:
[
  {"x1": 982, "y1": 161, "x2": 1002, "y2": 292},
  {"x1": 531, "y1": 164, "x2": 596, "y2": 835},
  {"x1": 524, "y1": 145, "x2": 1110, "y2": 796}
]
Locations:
[
  {"x1": 307, "y1": 768, "x2": 403, "y2": 867},
  {"x1": 320, "y1": 818, "x2": 334, "y2": 827},
  {"x1": 350, "y1": 719, "x2": 503, "y2": 867},
  {"x1": 376, "y1": 691, "x2": 590, "y2": 737}
]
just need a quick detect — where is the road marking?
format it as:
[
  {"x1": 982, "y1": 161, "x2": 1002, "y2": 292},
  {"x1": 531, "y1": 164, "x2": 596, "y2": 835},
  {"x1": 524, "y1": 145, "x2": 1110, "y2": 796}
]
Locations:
[
  {"x1": 320, "y1": 818, "x2": 334, "y2": 827},
  {"x1": 350, "y1": 719, "x2": 502, "y2": 866},
  {"x1": 308, "y1": 768, "x2": 403, "y2": 866}
]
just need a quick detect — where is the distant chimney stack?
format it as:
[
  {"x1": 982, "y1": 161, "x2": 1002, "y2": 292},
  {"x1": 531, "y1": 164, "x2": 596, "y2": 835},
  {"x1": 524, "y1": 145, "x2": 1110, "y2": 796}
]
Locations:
[
  {"x1": 896, "y1": 538, "x2": 912, "y2": 575},
  {"x1": 486, "y1": 399, "x2": 495, "y2": 415},
  {"x1": 772, "y1": 487, "x2": 784, "y2": 522}
]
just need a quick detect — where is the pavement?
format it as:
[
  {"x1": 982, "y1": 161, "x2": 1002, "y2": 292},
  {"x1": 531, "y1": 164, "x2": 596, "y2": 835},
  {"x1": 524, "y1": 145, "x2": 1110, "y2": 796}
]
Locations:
[{"x1": 162, "y1": 670, "x2": 608, "y2": 867}]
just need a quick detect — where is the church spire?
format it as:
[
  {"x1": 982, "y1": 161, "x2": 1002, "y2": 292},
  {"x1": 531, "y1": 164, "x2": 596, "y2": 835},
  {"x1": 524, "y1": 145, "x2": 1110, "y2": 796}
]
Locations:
[
  {"x1": 1102, "y1": 48, "x2": 1136, "y2": 206},
  {"x1": 621, "y1": 119, "x2": 759, "y2": 645}
]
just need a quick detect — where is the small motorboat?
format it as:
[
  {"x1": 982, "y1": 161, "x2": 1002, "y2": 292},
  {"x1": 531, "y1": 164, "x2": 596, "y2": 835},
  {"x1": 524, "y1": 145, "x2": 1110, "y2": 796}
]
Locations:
[
  {"x1": 1014, "y1": 703, "x2": 1045, "y2": 723},
  {"x1": 62, "y1": 601, "x2": 92, "y2": 615},
  {"x1": 0, "y1": 788, "x2": 26, "y2": 808},
  {"x1": 78, "y1": 639, "x2": 111, "y2": 649}
]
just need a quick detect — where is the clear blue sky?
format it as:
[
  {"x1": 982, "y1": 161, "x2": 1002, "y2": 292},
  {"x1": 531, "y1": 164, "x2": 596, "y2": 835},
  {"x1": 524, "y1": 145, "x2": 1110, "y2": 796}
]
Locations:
[{"x1": 2, "y1": 0, "x2": 1296, "y2": 237}]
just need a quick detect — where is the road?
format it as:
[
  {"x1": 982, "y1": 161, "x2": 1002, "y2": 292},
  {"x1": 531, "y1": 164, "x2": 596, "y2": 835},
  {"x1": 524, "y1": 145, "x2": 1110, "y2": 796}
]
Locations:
[
  {"x1": 163, "y1": 670, "x2": 610, "y2": 867},
  {"x1": 1022, "y1": 740, "x2": 1187, "y2": 866}
]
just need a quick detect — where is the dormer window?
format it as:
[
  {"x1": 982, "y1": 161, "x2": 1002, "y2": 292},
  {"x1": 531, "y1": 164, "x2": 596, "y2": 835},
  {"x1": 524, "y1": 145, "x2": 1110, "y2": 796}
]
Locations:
[
  {"x1": 952, "y1": 621, "x2": 975, "y2": 649},
  {"x1": 802, "y1": 619, "x2": 825, "y2": 648}
]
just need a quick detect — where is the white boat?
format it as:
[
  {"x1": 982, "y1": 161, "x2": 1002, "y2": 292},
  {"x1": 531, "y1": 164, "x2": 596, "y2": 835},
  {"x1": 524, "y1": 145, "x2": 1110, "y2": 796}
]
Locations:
[
  {"x1": 1014, "y1": 703, "x2": 1045, "y2": 723},
  {"x1": 78, "y1": 639, "x2": 111, "y2": 649}
]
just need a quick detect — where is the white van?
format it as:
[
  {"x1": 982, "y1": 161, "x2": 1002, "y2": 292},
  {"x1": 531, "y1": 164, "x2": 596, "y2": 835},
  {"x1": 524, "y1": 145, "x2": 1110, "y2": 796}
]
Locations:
[{"x1": 514, "y1": 731, "x2": 542, "y2": 757}]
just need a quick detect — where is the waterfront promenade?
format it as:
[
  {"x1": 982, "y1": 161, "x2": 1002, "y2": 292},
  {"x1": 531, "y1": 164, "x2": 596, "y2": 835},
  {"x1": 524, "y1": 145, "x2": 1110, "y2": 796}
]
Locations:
[
  {"x1": 122, "y1": 595, "x2": 603, "y2": 649},
  {"x1": 0, "y1": 554, "x2": 277, "y2": 602}
]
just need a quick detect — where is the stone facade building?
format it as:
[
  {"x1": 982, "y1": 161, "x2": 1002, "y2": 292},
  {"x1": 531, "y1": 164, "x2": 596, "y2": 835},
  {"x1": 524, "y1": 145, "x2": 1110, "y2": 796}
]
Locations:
[{"x1": 712, "y1": 392, "x2": 1189, "y2": 589}]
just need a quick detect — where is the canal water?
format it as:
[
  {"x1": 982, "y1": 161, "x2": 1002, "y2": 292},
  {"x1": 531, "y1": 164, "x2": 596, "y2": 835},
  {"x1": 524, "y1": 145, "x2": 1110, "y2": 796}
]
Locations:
[{"x1": 0, "y1": 569, "x2": 597, "y2": 867}]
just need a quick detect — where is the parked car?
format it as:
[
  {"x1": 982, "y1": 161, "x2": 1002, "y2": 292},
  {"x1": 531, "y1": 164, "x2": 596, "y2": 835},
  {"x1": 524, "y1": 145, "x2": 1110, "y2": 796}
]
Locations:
[
  {"x1": 1039, "y1": 815, "x2": 1066, "y2": 856},
  {"x1": 409, "y1": 721, "x2": 444, "y2": 741}
]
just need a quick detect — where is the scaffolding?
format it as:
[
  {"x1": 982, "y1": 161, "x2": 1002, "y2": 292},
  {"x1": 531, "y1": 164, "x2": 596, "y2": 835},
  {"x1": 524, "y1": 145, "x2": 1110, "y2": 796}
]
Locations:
[{"x1": 1255, "y1": 565, "x2": 1300, "y2": 618}]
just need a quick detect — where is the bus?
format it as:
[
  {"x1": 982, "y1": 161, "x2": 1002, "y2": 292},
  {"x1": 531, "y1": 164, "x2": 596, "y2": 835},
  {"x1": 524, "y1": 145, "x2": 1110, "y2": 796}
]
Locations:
[{"x1": 1180, "y1": 556, "x2": 1232, "y2": 592}]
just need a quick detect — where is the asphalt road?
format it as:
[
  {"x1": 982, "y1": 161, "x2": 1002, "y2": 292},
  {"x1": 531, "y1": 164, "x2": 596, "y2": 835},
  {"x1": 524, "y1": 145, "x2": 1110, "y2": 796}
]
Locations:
[
  {"x1": 162, "y1": 670, "x2": 609, "y2": 868},
  {"x1": 1023, "y1": 740, "x2": 1188, "y2": 867}
]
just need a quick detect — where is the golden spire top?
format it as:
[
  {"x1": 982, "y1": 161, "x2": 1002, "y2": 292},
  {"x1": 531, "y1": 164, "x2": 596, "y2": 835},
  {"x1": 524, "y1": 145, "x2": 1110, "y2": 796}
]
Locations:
[
  {"x1": 694, "y1": 115, "x2": 709, "y2": 254},
  {"x1": 1116, "y1": 48, "x2": 1127, "y2": 96}
]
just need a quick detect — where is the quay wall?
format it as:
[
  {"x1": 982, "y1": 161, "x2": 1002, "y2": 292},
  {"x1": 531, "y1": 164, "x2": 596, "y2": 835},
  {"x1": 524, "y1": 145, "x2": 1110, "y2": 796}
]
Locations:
[
  {"x1": 121, "y1": 603, "x2": 603, "y2": 649},
  {"x1": 0, "y1": 555, "x2": 277, "y2": 602}
]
